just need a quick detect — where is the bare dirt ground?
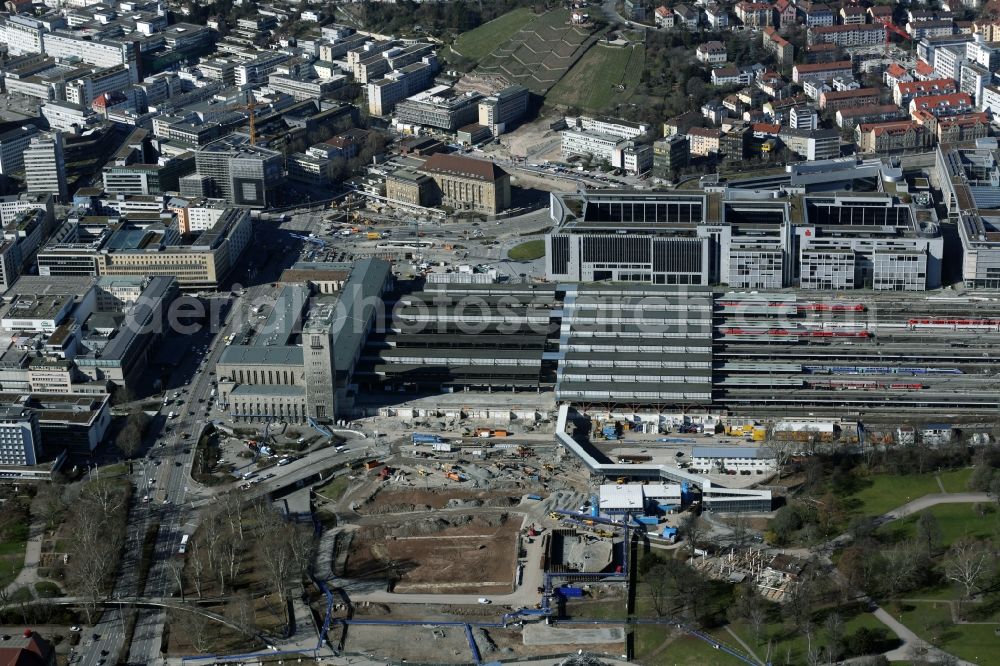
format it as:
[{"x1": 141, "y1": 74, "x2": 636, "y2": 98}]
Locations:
[
  {"x1": 488, "y1": 118, "x2": 564, "y2": 163},
  {"x1": 345, "y1": 514, "x2": 521, "y2": 594},
  {"x1": 343, "y1": 623, "x2": 625, "y2": 663},
  {"x1": 359, "y1": 488, "x2": 522, "y2": 514}
]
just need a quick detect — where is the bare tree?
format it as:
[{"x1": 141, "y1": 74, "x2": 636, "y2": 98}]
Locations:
[
  {"x1": 64, "y1": 478, "x2": 127, "y2": 622},
  {"x1": 824, "y1": 612, "x2": 844, "y2": 662},
  {"x1": 678, "y1": 513, "x2": 705, "y2": 560},
  {"x1": 646, "y1": 563, "x2": 672, "y2": 616},
  {"x1": 883, "y1": 544, "x2": 920, "y2": 598},
  {"x1": 915, "y1": 512, "x2": 943, "y2": 556},
  {"x1": 165, "y1": 557, "x2": 186, "y2": 602},
  {"x1": 188, "y1": 536, "x2": 206, "y2": 599},
  {"x1": 172, "y1": 609, "x2": 213, "y2": 653},
  {"x1": 226, "y1": 590, "x2": 256, "y2": 636},
  {"x1": 944, "y1": 538, "x2": 993, "y2": 611}
]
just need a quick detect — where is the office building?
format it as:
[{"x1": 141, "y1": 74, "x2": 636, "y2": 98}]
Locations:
[
  {"x1": 0, "y1": 407, "x2": 41, "y2": 466},
  {"x1": 367, "y1": 58, "x2": 438, "y2": 116},
  {"x1": 546, "y1": 161, "x2": 943, "y2": 290},
  {"x1": 37, "y1": 208, "x2": 251, "y2": 289},
  {"x1": 417, "y1": 153, "x2": 511, "y2": 215},
  {"x1": 0, "y1": 125, "x2": 40, "y2": 175},
  {"x1": 191, "y1": 134, "x2": 284, "y2": 208},
  {"x1": 652, "y1": 135, "x2": 690, "y2": 179},
  {"x1": 394, "y1": 86, "x2": 482, "y2": 131},
  {"x1": 478, "y1": 85, "x2": 530, "y2": 136},
  {"x1": 24, "y1": 133, "x2": 67, "y2": 202},
  {"x1": 217, "y1": 259, "x2": 392, "y2": 423}
]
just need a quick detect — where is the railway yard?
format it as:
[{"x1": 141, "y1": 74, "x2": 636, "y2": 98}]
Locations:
[{"x1": 714, "y1": 293, "x2": 1000, "y2": 416}]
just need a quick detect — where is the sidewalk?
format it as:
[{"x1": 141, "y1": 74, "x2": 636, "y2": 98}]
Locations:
[{"x1": 3, "y1": 519, "x2": 47, "y2": 599}]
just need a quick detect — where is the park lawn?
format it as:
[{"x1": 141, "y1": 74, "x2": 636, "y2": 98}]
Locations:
[
  {"x1": 451, "y1": 8, "x2": 535, "y2": 61},
  {"x1": 844, "y1": 472, "x2": 942, "y2": 517},
  {"x1": 508, "y1": 239, "x2": 545, "y2": 260},
  {"x1": 633, "y1": 628, "x2": 746, "y2": 666},
  {"x1": 0, "y1": 535, "x2": 27, "y2": 590},
  {"x1": 938, "y1": 468, "x2": 973, "y2": 493},
  {"x1": 562, "y1": 599, "x2": 628, "y2": 621},
  {"x1": 730, "y1": 610, "x2": 897, "y2": 664},
  {"x1": 878, "y1": 503, "x2": 1000, "y2": 549},
  {"x1": 547, "y1": 44, "x2": 645, "y2": 112},
  {"x1": 314, "y1": 475, "x2": 350, "y2": 502},
  {"x1": 898, "y1": 601, "x2": 998, "y2": 664}
]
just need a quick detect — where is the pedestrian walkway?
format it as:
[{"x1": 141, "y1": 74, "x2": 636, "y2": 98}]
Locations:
[{"x1": 3, "y1": 518, "x2": 58, "y2": 600}]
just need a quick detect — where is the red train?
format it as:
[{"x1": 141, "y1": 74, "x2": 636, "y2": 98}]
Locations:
[
  {"x1": 721, "y1": 328, "x2": 871, "y2": 338},
  {"x1": 907, "y1": 318, "x2": 1000, "y2": 327},
  {"x1": 807, "y1": 381, "x2": 925, "y2": 391}
]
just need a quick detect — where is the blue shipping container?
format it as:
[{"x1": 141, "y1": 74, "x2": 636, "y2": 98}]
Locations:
[
  {"x1": 412, "y1": 433, "x2": 442, "y2": 444},
  {"x1": 636, "y1": 516, "x2": 658, "y2": 526},
  {"x1": 526, "y1": 494, "x2": 543, "y2": 500},
  {"x1": 558, "y1": 586, "x2": 585, "y2": 598}
]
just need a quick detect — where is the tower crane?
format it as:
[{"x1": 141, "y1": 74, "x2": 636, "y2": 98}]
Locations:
[{"x1": 878, "y1": 17, "x2": 912, "y2": 56}]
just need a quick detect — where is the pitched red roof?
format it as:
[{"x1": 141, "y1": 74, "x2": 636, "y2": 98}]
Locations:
[
  {"x1": 886, "y1": 63, "x2": 907, "y2": 78},
  {"x1": 915, "y1": 59, "x2": 934, "y2": 76},
  {"x1": 419, "y1": 153, "x2": 507, "y2": 182},
  {"x1": 794, "y1": 60, "x2": 854, "y2": 73},
  {"x1": 859, "y1": 120, "x2": 920, "y2": 136}
]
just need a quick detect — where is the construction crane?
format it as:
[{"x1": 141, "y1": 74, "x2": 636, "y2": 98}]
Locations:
[
  {"x1": 878, "y1": 17, "x2": 912, "y2": 55},
  {"x1": 224, "y1": 95, "x2": 258, "y2": 145}
]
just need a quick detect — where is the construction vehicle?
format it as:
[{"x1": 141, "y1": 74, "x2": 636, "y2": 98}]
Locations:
[
  {"x1": 416, "y1": 468, "x2": 429, "y2": 476},
  {"x1": 616, "y1": 476, "x2": 627, "y2": 484}
]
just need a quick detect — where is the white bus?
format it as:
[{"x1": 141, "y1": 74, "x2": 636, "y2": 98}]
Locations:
[{"x1": 178, "y1": 534, "x2": 190, "y2": 555}]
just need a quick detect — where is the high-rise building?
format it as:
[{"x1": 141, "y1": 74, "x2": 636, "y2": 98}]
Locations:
[
  {"x1": 0, "y1": 406, "x2": 41, "y2": 466},
  {"x1": 24, "y1": 132, "x2": 68, "y2": 202},
  {"x1": 192, "y1": 134, "x2": 284, "y2": 208}
]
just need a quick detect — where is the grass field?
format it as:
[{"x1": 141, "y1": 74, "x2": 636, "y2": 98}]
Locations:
[
  {"x1": 0, "y1": 532, "x2": 27, "y2": 590},
  {"x1": 547, "y1": 44, "x2": 645, "y2": 112},
  {"x1": 844, "y1": 472, "x2": 943, "y2": 517},
  {"x1": 475, "y1": 9, "x2": 594, "y2": 94},
  {"x1": 879, "y1": 503, "x2": 1000, "y2": 550},
  {"x1": 899, "y1": 601, "x2": 997, "y2": 664},
  {"x1": 315, "y1": 475, "x2": 350, "y2": 502},
  {"x1": 507, "y1": 239, "x2": 545, "y2": 260},
  {"x1": 730, "y1": 611, "x2": 897, "y2": 664},
  {"x1": 938, "y1": 467, "x2": 973, "y2": 493},
  {"x1": 633, "y1": 629, "x2": 747, "y2": 665},
  {"x1": 451, "y1": 8, "x2": 535, "y2": 61}
]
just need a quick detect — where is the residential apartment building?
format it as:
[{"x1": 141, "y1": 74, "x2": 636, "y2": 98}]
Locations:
[
  {"x1": 696, "y1": 41, "x2": 728, "y2": 64},
  {"x1": 762, "y1": 27, "x2": 794, "y2": 65},
  {"x1": 688, "y1": 127, "x2": 722, "y2": 156},
  {"x1": 808, "y1": 24, "x2": 886, "y2": 47},
  {"x1": 856, "y1": 121, "x2": 930, "y2": 153},
  {"x1": 894, "y1": 78, "x2": 959, "y2": 106},
  {"x1": 818, "y1": 87, "x2": 881, "y2": 111},
  {"x1": 735, "y1": 1, "x2": 772, "y2": 28},
  {"x1": 792, "y1": 60, "x2": 854, "y2": 84}
]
